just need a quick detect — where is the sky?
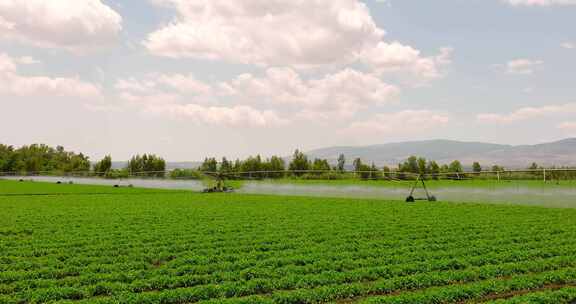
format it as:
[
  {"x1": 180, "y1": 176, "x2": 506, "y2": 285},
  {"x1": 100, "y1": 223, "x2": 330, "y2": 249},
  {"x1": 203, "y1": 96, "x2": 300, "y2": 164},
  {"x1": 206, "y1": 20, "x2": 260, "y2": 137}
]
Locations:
[{"x1": 0, "y1": 0, "x2": 575, "y2": 161}]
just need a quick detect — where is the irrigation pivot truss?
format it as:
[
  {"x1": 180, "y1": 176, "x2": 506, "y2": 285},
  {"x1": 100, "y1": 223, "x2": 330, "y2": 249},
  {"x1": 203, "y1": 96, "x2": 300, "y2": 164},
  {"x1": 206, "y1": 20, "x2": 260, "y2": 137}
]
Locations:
[{"x1": 2, "y1": 168, "x2": 576, "y2": 202}]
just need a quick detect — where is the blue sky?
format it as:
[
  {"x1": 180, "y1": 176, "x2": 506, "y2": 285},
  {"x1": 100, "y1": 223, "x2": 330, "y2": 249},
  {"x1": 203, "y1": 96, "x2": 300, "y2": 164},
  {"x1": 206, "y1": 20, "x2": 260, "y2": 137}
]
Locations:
[{"x1": 1, "y1": 0, "x2": 575, "y2": 161}]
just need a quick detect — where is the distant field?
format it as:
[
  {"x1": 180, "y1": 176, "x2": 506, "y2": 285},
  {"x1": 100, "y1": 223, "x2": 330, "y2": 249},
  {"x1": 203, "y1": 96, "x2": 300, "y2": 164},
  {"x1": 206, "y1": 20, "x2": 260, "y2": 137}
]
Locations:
[
  {"x1": 238, "y1": 178, "x2": 576, "y2": 189},
  {"x1": 1, "y1": 180, "x2": 576, "y2": 303},
  {"x1": 0, "y1": 179, "x2": 177, "y2": 195}
]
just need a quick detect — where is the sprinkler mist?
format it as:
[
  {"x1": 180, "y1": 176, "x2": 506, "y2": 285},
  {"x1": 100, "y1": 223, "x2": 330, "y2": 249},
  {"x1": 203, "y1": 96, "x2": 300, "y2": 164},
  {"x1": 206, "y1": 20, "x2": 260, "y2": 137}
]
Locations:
[{"x1": 198, "y1": 170, "x2": 438, "y2": 202}]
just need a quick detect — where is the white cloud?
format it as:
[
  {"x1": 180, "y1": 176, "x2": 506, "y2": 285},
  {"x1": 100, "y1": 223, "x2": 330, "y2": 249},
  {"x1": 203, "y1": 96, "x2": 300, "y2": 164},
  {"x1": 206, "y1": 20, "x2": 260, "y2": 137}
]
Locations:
[
  {"x1": 558, "y1": 121, "x2": 576, "y2": 130},
  {"x1": 0, "y1": 53, "x2": 101, "y2": 98},
  {"x1": 345, "y1": 110, "x2": 450, "y2": 134},
  {"x1": 145, "y1": 0, "x2": 383, "y2": 68},
  {"x1": 144, "y1": 0, "x2": 449, "y2": 78},
  {"x1": 155, "y1": 73, "x2": 213, "y2": 95},
  {"x1": 113, "y1": 74, "x2": 287, "y2": 127},
  {"x1": 116, "y1": 74, "x2": 214, "y2": 96},
  {"x1": 142, "y1": 103, "x2": 288, "y2": 127},
  {"x1": 117, "y1": 91, "x2": 287, "y2": 127},
  {"x1": 506, "y1": 0, "x2": 576, "y2": 6},
  {"x1": 561, "y1": 42, "x2": 575, "y2": 49},
  {"x1": 226, "y1": 68, "x2": 400, "y2": 118},
  {"x1": 115, "y1": 68, "x2": 400, "y2": 122},
  {"x1": 477, "y1": 103, "x2": 576, "y2": 124},
  {"x1": 504, "y1": 59, "x2": 543, "y2": 75},
  {"x1": 0, "y1": 0, "x2": 122, "y2": 52},
  {"x1": 361, "y1": 42, "x2": 453, "y2": 82}
]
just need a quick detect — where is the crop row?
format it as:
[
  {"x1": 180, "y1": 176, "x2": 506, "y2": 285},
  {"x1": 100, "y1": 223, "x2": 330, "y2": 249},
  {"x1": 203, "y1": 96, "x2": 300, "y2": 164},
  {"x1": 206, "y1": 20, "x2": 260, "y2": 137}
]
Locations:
[
  {"x1": 3, "y1": 224, "x2": 572, "y2": 279},
  {"x1": 3, "y1": 253, "x2": 576, "y2": 303},
  {"x1": 3, "y1": 220, "x2": 549, "y2": 259},
  {"x1": 486, "y1": 286, "x2": 576, "y2": 303},
  {"x1": 2, "y1": 234, "x2": 574, "y2": 294}
]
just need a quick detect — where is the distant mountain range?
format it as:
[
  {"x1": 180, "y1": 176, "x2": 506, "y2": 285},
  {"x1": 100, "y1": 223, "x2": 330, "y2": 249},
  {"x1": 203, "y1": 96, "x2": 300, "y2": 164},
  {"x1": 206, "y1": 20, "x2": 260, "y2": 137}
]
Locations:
[
  {"x1": 306, "y1": 138, "x2": 576, "y2": 168},
  {"x1": 109, "y1": 138, "x2": 576, "y2": 170}
]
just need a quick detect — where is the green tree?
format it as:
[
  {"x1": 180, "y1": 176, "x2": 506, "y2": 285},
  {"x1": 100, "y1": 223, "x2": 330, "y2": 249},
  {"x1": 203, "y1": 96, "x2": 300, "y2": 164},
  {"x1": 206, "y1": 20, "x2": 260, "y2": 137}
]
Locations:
[
  {"x1": 352, "y1": 158, "x2": 374, "y2": 179},
  {"x1": 492, "y1": 165, "x2": 505, "y2": 172},
  {"x1": 449, "y1": 160, "x2": 464, "y2": 179},
  {"x1": 266, "y1": 156, "x2": 285, "y2": 178},
  {"x1": 417, "y1": 157, "x2": 427, "y2": 174},
  {"x1": 337, "y1": 154, "x2": 346, "y2": 173},
  {"x1": 472, "y1": 162, "x2": 482, "y2": 173},
  {"x1": 0, "y1": 144, "x2": 15, "y2": 172},
  {"x1": 288, "y1": 150, "x2": 310, "y2": 176},
  {"x1": 241, "y1": 155, "x2": 263, "y2": 178},
  {"x1": 427, "y1": 161, "x2": 440, "y2": 179},
  {"x1": 382, "y1": 166, "x2": 391, "y2": 178},
  {"x1": 220, "y1": 157, "x2": 233, "y2": 173},
  {"x1": 200, "y1": 157, "x2": 218, "y2": 173},
  {"x1": 93, "y1": 155, "x2": 112, "y2": 176},
  {"x1": 399, "y1": 156, "x2": 419, "y2": 174},
  {"x1": 127, "y1": 154, "x2": 165, "y2": 177},
  {"x1": 449, "y1": 160, "x2": 463, "y2": 173},
  {"x1": 353, "y1": 158, "x2": 362, "y2": 173},
  {"x1": 312, "y1": 158, "x2": 331, "y2": 176}
]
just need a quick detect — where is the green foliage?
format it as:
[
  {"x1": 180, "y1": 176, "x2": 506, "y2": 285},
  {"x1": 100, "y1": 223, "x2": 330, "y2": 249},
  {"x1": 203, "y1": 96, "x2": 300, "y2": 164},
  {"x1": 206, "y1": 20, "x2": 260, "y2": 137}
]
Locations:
[
  {"x1": 472, "y1": 162, "x2": 482, "y2": 173},
  {"x1": 449, "y1": 160, "x2": 463, "y2": 173},
  {"x1": 200, "y1": 157, "x2": 218, "y2": 173},
  {"x1": 93, "y1": 155, "x2": 112, "y2": 176},
  {"x1": 169, "y1": 169, "x2": 203, "y2": 179},
  {"x1": 220, "y1": 157, "x2": 233, "y2": 173},
  {"x1": 492, "y1": 165, "x2": 505, "y2": 172},
  {"x1": 126, "y1": 154, "x2": 166, "y2": 177},
  {"x1": 288, "y1": 150, "x2": 310, "y2": 176},
  {"x1": 1, "y1": 180, "x2": 576, "y2": 303},
  {"x1": 240, "y1": 155, "x2": 264, "y2": 177},
  {"x1": 0, "y1": 144, "x2": 90, "y2": 173},
  {"x1": 353, "y1": 158, "x2": 379, "y2": 180},
  {"x1": 264, "y1": 156, "x2": 285, "y2": 178},
  {"x1": 337, "y1": 154, "x2": 346, "y2": 173},
  {"x1": 312, "y1": 158, "x2": 331, "y2": 175}
]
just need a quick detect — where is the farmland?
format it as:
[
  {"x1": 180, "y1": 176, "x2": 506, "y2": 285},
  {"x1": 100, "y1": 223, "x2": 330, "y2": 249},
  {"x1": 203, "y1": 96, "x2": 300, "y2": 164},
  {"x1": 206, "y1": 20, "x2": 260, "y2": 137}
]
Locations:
[{"x1": 1, "y1": 180, "x2": 576, "y2": 303}]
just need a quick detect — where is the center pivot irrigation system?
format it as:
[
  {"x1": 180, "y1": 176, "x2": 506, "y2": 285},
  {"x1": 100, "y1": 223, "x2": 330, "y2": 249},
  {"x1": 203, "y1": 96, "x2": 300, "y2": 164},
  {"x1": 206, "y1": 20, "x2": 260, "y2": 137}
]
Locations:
[
  {"x1": 3, "y1": 168, "x2": 576, "y2": 203},
  {"x1": 198, "y1": 169, "x2": 436, "y2": 202}
]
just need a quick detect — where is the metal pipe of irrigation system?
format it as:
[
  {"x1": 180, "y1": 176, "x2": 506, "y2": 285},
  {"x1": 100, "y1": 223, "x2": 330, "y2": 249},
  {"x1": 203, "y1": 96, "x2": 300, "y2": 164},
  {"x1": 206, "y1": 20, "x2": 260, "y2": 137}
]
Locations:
[{"x1": 2, "y1": 168, "x2": 576, "y2": 180}]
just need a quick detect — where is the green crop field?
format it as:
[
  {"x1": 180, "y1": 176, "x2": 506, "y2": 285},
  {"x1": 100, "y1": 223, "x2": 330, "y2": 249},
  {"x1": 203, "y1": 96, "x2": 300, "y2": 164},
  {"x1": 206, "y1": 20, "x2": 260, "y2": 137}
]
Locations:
[
  {"x1": 0, "y1": 180, "x2": 176, "y2": 195},
  {"x1": 239, "y1": 178, "x2": 576, "y2": 189},
  {"x1": 1, "y1": 180, "x2": 576, "y2": 304}
]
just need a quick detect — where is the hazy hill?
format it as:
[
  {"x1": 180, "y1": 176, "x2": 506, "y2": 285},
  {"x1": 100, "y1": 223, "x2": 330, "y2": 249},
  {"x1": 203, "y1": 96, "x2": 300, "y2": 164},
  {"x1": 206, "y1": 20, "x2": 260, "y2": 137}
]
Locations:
[{"x1": 307, "y1": 138, "x2": 576, "y2": 168}]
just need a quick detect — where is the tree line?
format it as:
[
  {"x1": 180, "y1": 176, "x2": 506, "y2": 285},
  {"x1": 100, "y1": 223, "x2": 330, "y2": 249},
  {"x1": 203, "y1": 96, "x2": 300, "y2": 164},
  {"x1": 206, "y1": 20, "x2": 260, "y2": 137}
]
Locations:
[
  {"x1": 0, "y1": 144, "x2": 165, "y2": 178},
  {"x1": 2, "y1": 143, "x2": 575, "y2": 180},
  {"x1": 0, "y1": 144, "x2": 90, "y2": 173}
]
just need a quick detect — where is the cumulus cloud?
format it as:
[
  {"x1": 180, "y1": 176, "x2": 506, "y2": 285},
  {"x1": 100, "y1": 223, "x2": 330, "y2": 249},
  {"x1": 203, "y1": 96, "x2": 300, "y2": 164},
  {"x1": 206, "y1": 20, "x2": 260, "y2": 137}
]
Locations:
[
  {"x1": 142, "y1": 103, "x2": 288, "y2": 127},
  {"x1": 502, "y1": 59, "x2": 544, "y2": 75},
  {"x1": 0, "y1": 0, "x2": 122, "y2": 52},
  {"x1": 0, "y1": 53, "x2": 101, "y2": 98},
  {"x1": 117, "y1": 91, "x2": 287, "y2": 127},
  {"x1": 345, "y1": 110, "x2": 450, "y2": 134},
  {"x1": 226, "y1": 68, "x2": 400, "y2": 118},
  {"x1": 505, "y1": 0, "x2": 576, "y2": 6},
  {"x1": 144, "y1": 0, "x2": 450, "y2": 79},
  {"x1": 114, "y1": 68, "x2": 400, "y2": 123},
  {"x1": 477, "y1": 103, "x2": 576, "y2": 124},
  {"x1": 113, "y1": 73, "x2": 287, "y2": 127},
  {"x1": 145, "y1": 0, "x2": 382, "y2": 68},
  {"x1": 361, "y1": 42, "x2": 453, "y2": 83}
]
